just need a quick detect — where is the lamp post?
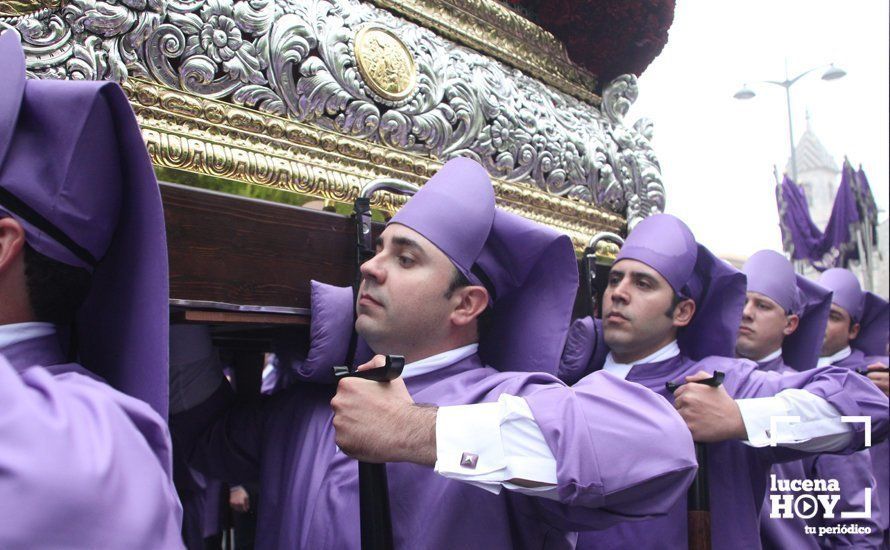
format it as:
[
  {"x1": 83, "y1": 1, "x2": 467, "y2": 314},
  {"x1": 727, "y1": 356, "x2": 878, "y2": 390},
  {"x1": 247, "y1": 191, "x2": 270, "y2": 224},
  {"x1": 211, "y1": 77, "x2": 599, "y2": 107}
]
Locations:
[{"x1": 734, "y1": 60, "x2": 846, "y2": 183}]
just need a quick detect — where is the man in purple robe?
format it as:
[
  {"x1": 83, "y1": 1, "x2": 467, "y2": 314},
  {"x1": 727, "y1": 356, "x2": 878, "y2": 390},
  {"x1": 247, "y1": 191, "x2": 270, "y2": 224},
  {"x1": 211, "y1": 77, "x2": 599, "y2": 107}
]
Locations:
[
  {"x1": 738, "y1": 250, "x2": 883, "y2": 548},
  {"x1": 556, "y1": 214, "x2": 888, "y2": 550},
  {"x1": 173, "y1": 157, "x2": 700, "y2": 548},
  {"x1": 816, "y1": 267, "x2": 890, "y2": 546},
  {"x1": 171, "y1": 325, "x2": 230, "y2": 550},
  {"x1": 0, "y1": 31, "x2": 183, "y2": 547},
  {"x1": 816, "y1": 268, "x2": 889, "y2": 387}
]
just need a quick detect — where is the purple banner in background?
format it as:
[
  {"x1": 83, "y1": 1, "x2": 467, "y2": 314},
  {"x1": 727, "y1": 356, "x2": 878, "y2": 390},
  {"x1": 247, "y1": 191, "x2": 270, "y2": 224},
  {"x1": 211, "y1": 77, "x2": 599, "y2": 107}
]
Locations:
[{"x1": 776, "y1": 161, "x2": 868, "y2": 271}]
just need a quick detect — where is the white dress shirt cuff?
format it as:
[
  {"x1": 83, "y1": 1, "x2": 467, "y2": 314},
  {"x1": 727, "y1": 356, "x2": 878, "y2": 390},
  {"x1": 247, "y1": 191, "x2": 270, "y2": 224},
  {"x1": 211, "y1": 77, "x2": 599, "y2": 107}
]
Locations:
[
  {"x1": 737, "y1": 389, "x2": 853, "y2": 451},
  {"x1": 434, "y1": 395, "x2": 559, "y2": 499},
  {"x1": 737, "y1": 395, "x2": 791, "y2": 447}
]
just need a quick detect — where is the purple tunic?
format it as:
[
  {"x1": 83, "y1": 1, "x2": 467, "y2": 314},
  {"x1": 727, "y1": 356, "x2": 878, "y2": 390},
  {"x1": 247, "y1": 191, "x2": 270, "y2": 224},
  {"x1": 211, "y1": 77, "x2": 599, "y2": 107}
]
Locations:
[
  {"x1": 756, "y1": 356, "x2": 884, "y2": 549},
  {"x1": 573, "y1": 353, "x2": 889, "y2": 550},
  {"x1": 176, "y1": 353, "x2": 698, "y2": 549},
  {"x1": 0, "y1": 333, "x2": 183, "y2": 549},
  {"x1": 830, "y1": 349, "x2": 890, "y2": 546}
]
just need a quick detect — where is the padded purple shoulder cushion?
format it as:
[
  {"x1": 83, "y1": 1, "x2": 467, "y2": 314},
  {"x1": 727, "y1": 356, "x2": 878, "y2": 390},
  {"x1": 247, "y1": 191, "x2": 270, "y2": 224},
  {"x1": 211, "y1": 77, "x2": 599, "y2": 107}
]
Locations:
[
  {"x1": 557, "y1": 317, "x2": 607, "y2": 385},
  {"x1": 274, "y1": 281, "x2": 373, "y2": 383}
]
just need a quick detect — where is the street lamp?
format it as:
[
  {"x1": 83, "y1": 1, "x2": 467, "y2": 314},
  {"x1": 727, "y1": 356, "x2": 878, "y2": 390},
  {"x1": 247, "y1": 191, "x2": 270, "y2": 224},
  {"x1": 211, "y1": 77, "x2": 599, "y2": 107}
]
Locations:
[
  {"x1": 733, "y1": 85, "x2": 755, "y2": 100},
  {"x1": 733, "y1": 61, "x2": 846, "y2": 183}
]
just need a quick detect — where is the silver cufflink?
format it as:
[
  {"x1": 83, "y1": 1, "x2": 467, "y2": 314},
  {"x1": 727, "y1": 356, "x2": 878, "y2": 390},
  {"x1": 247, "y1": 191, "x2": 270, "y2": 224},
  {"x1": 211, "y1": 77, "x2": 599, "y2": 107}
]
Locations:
[{"x1": 460, "y1": 452, "x2": 478, "y2": 469}]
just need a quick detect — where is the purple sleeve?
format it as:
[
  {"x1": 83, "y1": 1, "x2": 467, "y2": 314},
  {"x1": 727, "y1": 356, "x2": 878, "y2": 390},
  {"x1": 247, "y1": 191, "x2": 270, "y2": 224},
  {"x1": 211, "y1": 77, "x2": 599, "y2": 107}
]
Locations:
[
  {"x1": 0, "y1": 356, "x2": 184, "y2": 549},
  {"x1": 729, "y1": 363, "x2": 890, "y2": 455},
  {"x1": 522, "y1": 370, "x2": 697, "y2": 530}
]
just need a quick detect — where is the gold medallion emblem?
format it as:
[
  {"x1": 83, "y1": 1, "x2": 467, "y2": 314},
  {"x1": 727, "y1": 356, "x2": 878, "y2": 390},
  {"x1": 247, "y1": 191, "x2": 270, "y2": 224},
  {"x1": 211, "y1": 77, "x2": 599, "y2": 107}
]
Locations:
[{"x1": 354, "y1": 26, "x2": 417, "y2": 103}]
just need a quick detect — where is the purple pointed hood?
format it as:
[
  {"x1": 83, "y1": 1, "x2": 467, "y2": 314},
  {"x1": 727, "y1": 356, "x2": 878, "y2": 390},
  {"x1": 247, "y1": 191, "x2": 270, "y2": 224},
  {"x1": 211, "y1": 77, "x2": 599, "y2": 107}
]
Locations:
[
  {"x1": 742, "y1": 250, "x2": 832, "y2": 371},
  {"x1": 615, "y1": 213, "x2": 747, "y2": 360},
  {"x1": 0, "y1": 32, "x2": 169, "y2": 417},
  {"x1": 390, "y1": 157, "x2": 578, "y2": 374},
  {"x1": 818, "y1": 268, "x2": 889, "y2": 357}
]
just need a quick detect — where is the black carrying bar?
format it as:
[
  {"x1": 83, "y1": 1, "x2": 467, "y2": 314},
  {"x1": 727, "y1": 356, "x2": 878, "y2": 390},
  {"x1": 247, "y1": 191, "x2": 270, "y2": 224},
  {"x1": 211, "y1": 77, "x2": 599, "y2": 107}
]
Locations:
[
  {"x1": 666, "y1": 371, "x2": 725, "y2": 550},
  {"x1": 344, "y1": 178, "x2": 417, "y2": 550},
  {"x1": 578, "y1": 232, "x2": 625, "y2": 319},
  {"x1": 333, "y1": 355, "x2": 405, "y2": 550}
]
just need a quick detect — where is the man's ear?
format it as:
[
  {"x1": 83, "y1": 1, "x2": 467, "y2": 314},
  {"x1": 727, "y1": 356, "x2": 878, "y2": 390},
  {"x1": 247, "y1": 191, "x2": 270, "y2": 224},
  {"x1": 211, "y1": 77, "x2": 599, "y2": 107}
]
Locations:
[
  {"x1": 849, "y1": 322, "x2": 861, "y2": 341},
  {"x1": 451, "y1": 286, "x2": 489, "y2": 327},
  {"x1": 0, "y1": 217, "x2": 27, "y2": 276},
  {"x1": 783, "y1": 314, "x2": 800, "y2": 336},
  {"x1": 672, "y1": 298, "x2": 696, "y2": 328}
]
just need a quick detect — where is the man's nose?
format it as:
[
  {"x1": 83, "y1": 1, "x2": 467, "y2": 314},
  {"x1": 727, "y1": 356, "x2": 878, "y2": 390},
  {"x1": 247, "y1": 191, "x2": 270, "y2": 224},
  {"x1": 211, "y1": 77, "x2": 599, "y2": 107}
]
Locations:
[
  {"x1": 610, "y1": 280, "x2": 631, "y2": 304},
  {"x1": 360, "y1": 254, "x2": 385, "y2": 284},
  {"x1": 741, "y1": 301, "x2": 755, "y2": 320}
]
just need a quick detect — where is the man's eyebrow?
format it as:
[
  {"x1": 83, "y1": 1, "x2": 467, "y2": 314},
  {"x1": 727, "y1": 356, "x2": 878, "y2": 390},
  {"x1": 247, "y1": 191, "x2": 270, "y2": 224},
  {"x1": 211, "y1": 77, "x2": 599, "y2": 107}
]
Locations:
[
  {"x1": 390, "y1": 236, "x2": 427, "y2": 256},
  {"x1": 630, "y1": 271, "x2": 658, "y2": 284}
]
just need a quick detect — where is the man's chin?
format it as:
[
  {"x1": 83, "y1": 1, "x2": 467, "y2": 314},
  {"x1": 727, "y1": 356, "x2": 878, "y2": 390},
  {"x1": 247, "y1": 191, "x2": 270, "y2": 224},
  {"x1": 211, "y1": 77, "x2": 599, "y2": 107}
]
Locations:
[
  {"x1": 354, "y1": 318, "x2": 380, "y2": 341},
  {"x1": 734, "y1": 335, "x2": 755, "y2": 353},
  {"x1": 603, "y1": 329, "x2": 632, "y2": 351},
  {"x1": 734, "y1": 346, "x2": 755, "y2": 361}
]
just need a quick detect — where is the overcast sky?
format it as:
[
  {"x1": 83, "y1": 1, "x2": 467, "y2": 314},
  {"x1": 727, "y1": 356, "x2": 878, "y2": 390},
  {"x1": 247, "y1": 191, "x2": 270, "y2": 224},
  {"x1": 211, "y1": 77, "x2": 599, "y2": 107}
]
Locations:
[{"x1": 629, "y1": 0, "x2": 889, "y2": 259}]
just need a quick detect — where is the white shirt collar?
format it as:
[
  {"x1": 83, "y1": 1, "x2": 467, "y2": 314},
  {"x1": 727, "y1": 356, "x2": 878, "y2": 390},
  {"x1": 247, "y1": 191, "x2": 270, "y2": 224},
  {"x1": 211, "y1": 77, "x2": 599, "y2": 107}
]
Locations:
[
  {"x1": 756, "y1": 348, "x2": 783, "y2": 364},
  {"x1": 816, "y1": 346, "x2": 852, "y2": 368},
  {"x1": 0, "y1": 322, "x2": 56, "y2": 349},
  {"x1": 603, "y1": 340, "x2": 681, "y2": 380},
  {"x1": 402, "y1": 343, "x2": 479, "y2": 379}
]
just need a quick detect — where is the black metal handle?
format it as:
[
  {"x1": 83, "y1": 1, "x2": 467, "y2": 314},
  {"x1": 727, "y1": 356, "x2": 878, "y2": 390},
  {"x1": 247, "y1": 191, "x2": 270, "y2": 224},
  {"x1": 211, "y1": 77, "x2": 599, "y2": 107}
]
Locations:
[
  {"x1": 333, "y1": 355, "x2": 405, "y2": 381},
  {"x1": 353, "y1": 197, "x2": 374, "y2": 290},
  {"x1": 665, "y1": 371, "x2": 725, "y2": 394},
  {"x1": 857, "y1": 367, "x2": 890, "y2": 375}
]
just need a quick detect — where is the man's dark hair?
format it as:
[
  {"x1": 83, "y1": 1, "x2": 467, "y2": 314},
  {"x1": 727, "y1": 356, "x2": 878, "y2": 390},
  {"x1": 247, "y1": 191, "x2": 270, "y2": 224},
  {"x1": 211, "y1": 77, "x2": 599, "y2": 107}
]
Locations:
[
  {"x1": 444, "y1": 267, "x2": 492, "y2": 337},
  {"x1": 664, "y1": 292, "x2": 686, "y2": 318},
  {"x1": 444, "y1": 268, "x2": 472, "y2": 299},
  {"x1": 23, "y1": 243, "x2": 92, "y2": 324},
  {"x1": 664, "y1": 291, "x2": 695, "y2": 342}
]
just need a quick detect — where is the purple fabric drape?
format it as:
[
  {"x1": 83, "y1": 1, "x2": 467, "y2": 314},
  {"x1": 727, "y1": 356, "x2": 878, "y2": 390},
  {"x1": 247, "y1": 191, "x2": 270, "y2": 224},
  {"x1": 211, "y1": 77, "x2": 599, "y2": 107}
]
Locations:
[
  {"x1": 776, "y1": 162, "x2": 864, "y2": 271},
  {"x1": 854, "y1": 165, "x2": 880, "y2": 251},
  {"x1": 854, "y1": 166, "x2": 879, "y2": 222}
]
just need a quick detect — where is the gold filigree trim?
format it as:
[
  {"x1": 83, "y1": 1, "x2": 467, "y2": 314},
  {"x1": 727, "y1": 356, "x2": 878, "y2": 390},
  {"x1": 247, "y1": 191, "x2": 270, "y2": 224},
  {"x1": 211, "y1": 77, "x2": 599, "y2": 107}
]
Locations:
[
  {"x1": 0, "y1": 0, "x2": 64, "y2": 17},
  {"x1": 125, "y1": 79, "x2": 622, "y2": 250},
  {"x1": 366, "y1": 0, "x2": 600, "y2": 104}
]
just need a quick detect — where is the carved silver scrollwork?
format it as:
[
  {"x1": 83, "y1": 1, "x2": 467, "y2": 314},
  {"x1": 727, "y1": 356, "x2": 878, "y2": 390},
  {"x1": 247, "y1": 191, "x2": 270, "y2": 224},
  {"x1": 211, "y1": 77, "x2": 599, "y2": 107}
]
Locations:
[
  {"x1": 599, "y1": 74, "x2": 666, "y2": 227},
  {"x1": 3, "y1": 0, "x2": 666, "y2": 223}
]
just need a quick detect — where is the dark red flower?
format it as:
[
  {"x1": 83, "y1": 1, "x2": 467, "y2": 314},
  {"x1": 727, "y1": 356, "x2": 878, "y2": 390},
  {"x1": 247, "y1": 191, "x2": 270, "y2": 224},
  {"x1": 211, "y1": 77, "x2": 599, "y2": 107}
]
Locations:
[{"x1": 505, "y1": 0, "x2": 675, "y2": 87}]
